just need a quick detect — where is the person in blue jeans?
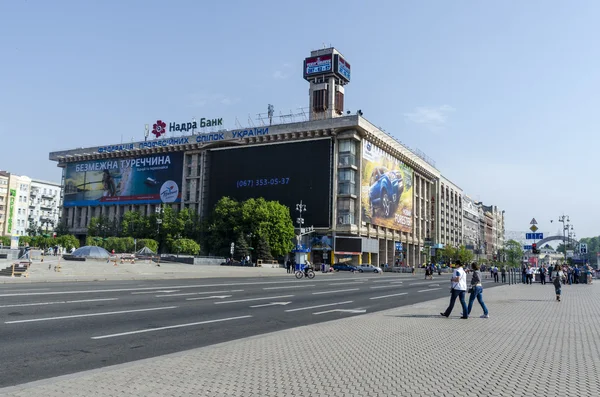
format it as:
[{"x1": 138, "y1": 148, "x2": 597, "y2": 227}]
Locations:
[
  {"x1": 440, "y1": 260, "x2": 468, "y2": 319},
  {"x1": 467, "y1": 262, "x2": 489, "y2": 318}
]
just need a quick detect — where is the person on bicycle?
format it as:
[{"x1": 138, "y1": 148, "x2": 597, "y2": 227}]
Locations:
[{"x1": 303, "y1": 260, "x2": 312, "y2": 277}]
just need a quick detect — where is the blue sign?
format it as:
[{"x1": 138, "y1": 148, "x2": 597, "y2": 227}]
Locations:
[
  {"x1": 524, "y1": 245, "x2": 532, "y2": 250},
  {"x1": 395, "y1": 242, "x2": 403, "y2": 252},
  {"x1": 525, "y1": 233, "x2": 544, "y2": 240}
]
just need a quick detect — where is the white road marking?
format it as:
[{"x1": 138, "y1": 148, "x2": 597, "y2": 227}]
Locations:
[
  {"x1": 91, "y1": 315, "x2": 253, "y2": 339},
  {"x1": 0, "y1": 298, "x2": 118, "y2": 308},
  {"x1": 327, "y1": 281, "x2": 364, "y2": 286},
  {"x1": 186, "y1": 295, "x2": 231, "y2": 301},
  {"x1": 214, "y1": 295, "x2": 294, "y2": 305},
  {"x1": 428, "y1": 284, "x2": 440, "y2": 287},
  {"x1": 314, "y1": 308, "x2": 366, "y2": 315},
  {"x1": 263, "y1": 285, "x2": 315, "y2": 290},
  {"x1": 370, "y1": 293, "x2": 408, "y2": 300},
  {"x1": 285, "y1": 301, "x2": 353, "y2": 312},
  {"x1": 155, "y1": 290, "x2": 244, "y2": 297},
  {"x1": 418, "y1": 288, "x2": 442, "y2": 293},
  {"x1": 132, "y1": 290, "x2": 180, "y2": 294},
  {"x1": 369, "y1": 285, "x2": 399, "y2": 289},
  {"x1": 390, "y1": 281, "x2": 404, "y2": 284},
  {"x1": 5, "y1": 306, "x2": 177, "y2": 324},
  {"x1": 250, "y1": 302, "x2": 292, "y2": 308},
  {"x1": 312, "y1": 288, "x2": 360, "y2": 295},
  {"x1": 409, "y1": 282, "x2": 437, "y2": 286},
  {"x1": 0, "y1": 288, "x2": 50, "y2": 292},
  {"x1": 0, "y1": 279, "x2": 365, "y2": 297}
]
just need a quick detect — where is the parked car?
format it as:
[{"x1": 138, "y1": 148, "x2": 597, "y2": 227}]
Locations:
[
  {"x1": 332, "y1": 263, "x2": 357, "y2": 272},
  {"x1": 355, "y1": 264, "x2": 383, "y2": 273},
  {"x1": 368, "y1": 166, "x2": 404, "y2": 218}
]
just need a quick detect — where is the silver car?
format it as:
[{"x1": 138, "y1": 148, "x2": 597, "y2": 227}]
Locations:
[{"x1": 355, "y1": 264, "x2": 383, "y2": 273}]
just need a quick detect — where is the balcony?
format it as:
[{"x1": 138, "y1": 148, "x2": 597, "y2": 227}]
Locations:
[{"x1": 40, "y1": 203, "x2": 54, "y2": 210}]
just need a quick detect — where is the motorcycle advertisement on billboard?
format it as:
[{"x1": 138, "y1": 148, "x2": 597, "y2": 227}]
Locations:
[
  {"x1": 361, "y1": 141, "x2": 413, "y2": 232},
  {"x1": 63, "y1": 153, "x2": 184, "y2": 207}
]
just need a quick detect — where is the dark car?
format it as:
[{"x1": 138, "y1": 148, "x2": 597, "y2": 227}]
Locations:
[
  {"x1": 332, "y1": 263, "x2": 357, "y2": 272},
  {"x1": 368, "y1": 166, "x2": 403, "y2": 218}
]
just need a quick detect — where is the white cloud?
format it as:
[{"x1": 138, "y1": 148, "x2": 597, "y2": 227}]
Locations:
[
  {"x1": 273, "y1": 70, "x2": 289, "y2": 80},
  {"x1": 273, "y1": 62, "x2": 293, "y2": 80},
  {"x1": 189, "y1": 92, "x2": 239, "y2": 108},
  {"x1": 404, "y1": 105, "x2": 455, "y2": 129}
]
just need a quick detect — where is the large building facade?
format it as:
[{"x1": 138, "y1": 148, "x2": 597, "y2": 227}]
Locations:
[{"x1": 48, "y1": 47, "x2": 504, "y2": 266}]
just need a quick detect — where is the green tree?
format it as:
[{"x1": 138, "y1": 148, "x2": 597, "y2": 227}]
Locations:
[
  {"x1": 505, "y1": 239, "x2": 524, "y2": 268},
  {"x1": 88, "y1": 216, "x2": 114, "y2": 237},
  {"x1": 170, "y1": 238, "x2": 200, "y2": 255},
  {"x1": 205, "y1": 197, "x2": 244, "y2": 256},
  {"x1": 233, "y1": 233, "x2": 250, "y2": 261},
  {"x1": 239, "y1": 198, "x2": 294, "y2": 258},
  {"x1": 54, "y1": 221, "x2": 71, "y2": 237},
  {"x1": 456, "y1": 245, "x2": 474, "y2": 265},
  {"x1": 121, "y1": 211, "x2": 151, "y2": 238},
  {"x1": 18, "y1": 236, "x2": 32, "y2": 247},
  {"x1": 26, "y1": 224, "x2": 42, "y2": 237},
  {"x1": 440, "y1": 245, "x2": 457, "y2": 265},
  {"x1": 56, "y1": 235, "x2": 80, "y2": 251},
  {"x1": 138, "y1": 238, "x2": 158, "y2": 253},
  {"x1": 0, "y1": 236, "x2": 10, "y2": 247},
  {"x1": 256, "y1": 234, "x2": 273, "y2": 261}
]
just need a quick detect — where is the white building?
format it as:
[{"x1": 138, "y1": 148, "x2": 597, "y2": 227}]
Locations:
[
  {"x1": 462, "y1": 194, "x2": 481, "y2": 252},
  {"x1": 28, "y1": 179, "x2": 62, "y2": 234},
  {"x1": 437, "y1": 176, "x2": 463, "y2": 248},
  {"x1": 0, "y1": 171, "x2": 61, "y2": 237}
]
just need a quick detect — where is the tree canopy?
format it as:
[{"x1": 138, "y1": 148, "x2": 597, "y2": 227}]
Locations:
[{"x1": 205, "y1": 197, "x2": 294, "y2": 258}]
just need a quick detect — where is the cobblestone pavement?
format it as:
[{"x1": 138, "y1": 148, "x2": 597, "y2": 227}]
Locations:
[{"x1": 2, "y1": 282, "x2": 599, "y2": 397}]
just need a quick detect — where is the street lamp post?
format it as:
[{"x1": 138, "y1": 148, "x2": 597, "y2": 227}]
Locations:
[
  {"x1": 295, "y1": 200, "x2": 307, "y2": 247},
  {"x1": 557, "y1": 215, "x2": 570, "y2": 264}
]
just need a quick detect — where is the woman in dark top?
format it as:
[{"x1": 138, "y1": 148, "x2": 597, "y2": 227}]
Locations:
[{"x1": 467, "y1": 262, "x2": 489, "y2": 318}]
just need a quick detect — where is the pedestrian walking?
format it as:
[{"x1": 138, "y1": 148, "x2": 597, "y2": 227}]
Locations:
[
  {"x1": 493, "y1": 265, "x2": 499, "y2": 283},
  {"x1": 501, "y1": 266, "x2": 507, "y2": 283},
  {"x1": 286, "y1": 259, "x2": 292, "y2": 274},
  {"x1": 553, "y1": 271, "x2": 563, "y2": 302},
  {"x1": 440, "y1": 260, "x2": 468, "y2": 319},
  {"x1": 522, "y1": 266, "x2": 527, "y2": 284},
  {"x1": 467, "y1": 263, "x2": 489, "y2": 318},
  {"x1": 539, "y1": 266, "x2": 546, "y2": 285},
  {"x1": 526, "y1": 266, "x2": 534, "y2": 285}
]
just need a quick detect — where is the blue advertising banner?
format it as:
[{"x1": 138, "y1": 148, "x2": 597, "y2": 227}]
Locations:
[{"x1": 63, "y1": 153, "x2": 183, "y2": 207}]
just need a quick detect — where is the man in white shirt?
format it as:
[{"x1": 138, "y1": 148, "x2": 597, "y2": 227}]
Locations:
[{"x1": 440, "y1": 260, "x2": 469, "y2": 319}]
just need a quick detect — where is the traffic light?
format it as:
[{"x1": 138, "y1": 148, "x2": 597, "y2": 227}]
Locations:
[{"x1": 532, "y1": 243, "x2": 538, "y2": 254}]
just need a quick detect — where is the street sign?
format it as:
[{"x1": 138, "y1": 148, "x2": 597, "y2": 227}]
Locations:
[
  {"x1": 230, "y1": 242, "x2": 235, "y2": 255},
  {"x1": 525, "y1": 233, "x2": 543, "y2": 240},
  {"x1": 524, "y1": 245, "x2": 532, "y2": 250},
  {"x1": 530, "y1": 218, "x2": 538, "y2": 225},
  {"x1": 529, "y1": 225, "x2": 539, "y2": 232},
  {"x1": 580, "y1": 244, "x2": 588, "y2": 254}
]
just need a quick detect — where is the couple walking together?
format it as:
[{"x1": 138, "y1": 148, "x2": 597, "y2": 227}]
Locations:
[{"x1": 440, "y1": 260, "x2": 489, "y2": 319}]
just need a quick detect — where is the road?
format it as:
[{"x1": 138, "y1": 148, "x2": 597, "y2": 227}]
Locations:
[{"x1": 0, "y1": 271, "x2": 503, "y2": 387}]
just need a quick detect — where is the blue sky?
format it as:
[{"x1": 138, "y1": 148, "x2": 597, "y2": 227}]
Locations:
[{"x1": 1, "y1": 0, "x2": 598, "y2": 238}]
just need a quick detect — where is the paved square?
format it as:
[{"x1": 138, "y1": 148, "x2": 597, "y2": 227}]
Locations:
[{"x1": 2, "y1": 282, "x2": 599, "y2": 397}]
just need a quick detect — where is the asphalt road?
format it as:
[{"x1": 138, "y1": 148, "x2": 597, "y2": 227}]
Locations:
[{"x1": 0, "y1": 271, "x2": 504, "y2": 387}]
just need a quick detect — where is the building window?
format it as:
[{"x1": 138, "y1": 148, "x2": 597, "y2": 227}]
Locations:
[
  {"x1": 337, "y1": 198, "x2": 355, "y2": 225},
  {"x1": 186, "y1": 156, "x2": 192, "y2": 177},
  {"x1": 338, "y1": 140, "x2": 357, "y2": 167},
  {"x1": 338, "y1": 169, "x2": 356, "y2": 195}
]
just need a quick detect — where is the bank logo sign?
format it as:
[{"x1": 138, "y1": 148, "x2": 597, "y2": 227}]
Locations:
[
  {"x1": 160, "y1": 180, "x2": 179, "y2": 203},
  {"x1": 152, "y1": 120, "x2": 167, "y2": 138},
  {"x1": 150, "y1": 117, "x2": 224, "y2": 139}
]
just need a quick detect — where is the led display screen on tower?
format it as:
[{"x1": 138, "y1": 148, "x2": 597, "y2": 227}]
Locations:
[
  {"x1": 207, "y1": 139, "x2": 332, "y2": 228},
  {"x1": 303, "y1": 54, "x2": 333, "y2": 79}
]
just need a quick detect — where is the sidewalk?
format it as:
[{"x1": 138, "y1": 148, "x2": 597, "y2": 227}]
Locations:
[
  {"x1": 2, "y1": 282, "x2": 598, "y2": 396},
  {"x1": 0, "y1": 257, "x2": 295, "y2": 283}
]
